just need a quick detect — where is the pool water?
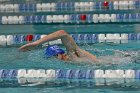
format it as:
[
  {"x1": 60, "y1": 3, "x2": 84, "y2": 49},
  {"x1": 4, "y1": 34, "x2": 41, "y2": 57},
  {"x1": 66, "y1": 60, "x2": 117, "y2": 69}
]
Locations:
[
  {"x1": 0, "y1": 34, "x2": 140, "y2": 93},
  {"x1": 0, "y1": 0, "x2": 140, "y2": 92},
  {"x1": 0, "y1": 78, "x2": 140, "y2": 93},
  {"x1": 0, "y1": 40, "x2": 140, "y2": 70}
]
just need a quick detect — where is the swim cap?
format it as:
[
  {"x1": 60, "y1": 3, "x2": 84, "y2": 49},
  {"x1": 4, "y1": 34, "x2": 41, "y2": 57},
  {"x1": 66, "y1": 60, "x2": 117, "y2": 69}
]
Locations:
[{"x1": 44, "y1": 45, "x2": 65, "y2": 57}]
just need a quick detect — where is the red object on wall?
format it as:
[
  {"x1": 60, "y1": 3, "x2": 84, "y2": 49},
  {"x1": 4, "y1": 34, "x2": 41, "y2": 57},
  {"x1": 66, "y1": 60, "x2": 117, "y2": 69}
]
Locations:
[
  {"x1": 26, "y1": 34, "x2": 33, "y2": 41},
  {"x1": 80, "y1": 14, "x2": 86, "y2": 21},
  {"x1": 103, "y1": 1, "x2": 109, "y2": 7}
]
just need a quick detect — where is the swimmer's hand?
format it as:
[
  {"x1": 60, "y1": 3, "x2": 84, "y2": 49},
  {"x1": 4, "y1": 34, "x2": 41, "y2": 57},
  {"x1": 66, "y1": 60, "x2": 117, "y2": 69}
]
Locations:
[{"x1": 18, "y1": 42, "x2": 38, "y2": 52}]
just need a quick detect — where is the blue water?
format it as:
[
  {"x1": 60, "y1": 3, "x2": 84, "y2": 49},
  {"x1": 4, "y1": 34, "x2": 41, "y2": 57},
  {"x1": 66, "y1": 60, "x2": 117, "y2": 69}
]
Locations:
[
  {"x1": 0, "y1": 40, "x2": 140, "y2": 70},
  {"x1": 0, "y1": 1, "x2": 140, "y2": 92},
  {"x1": 0, "y1": 34, "x2": 140, "y2": 93},
  {"x1": 1, "y1": 78, "x2": 140, "y2": 93}
]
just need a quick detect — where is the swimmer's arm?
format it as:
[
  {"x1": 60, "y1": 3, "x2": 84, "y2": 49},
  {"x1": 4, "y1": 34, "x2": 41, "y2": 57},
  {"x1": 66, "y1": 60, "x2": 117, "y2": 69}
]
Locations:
[
  {"x1": 34, "y1": 30, "x2": 78, "y2": 51},
  {"x1": 34, "y1": 30, "x2": 69, "y2": 45},
  {"x1": 19, "y1": 30, "x2": 78, "y2": 51}
]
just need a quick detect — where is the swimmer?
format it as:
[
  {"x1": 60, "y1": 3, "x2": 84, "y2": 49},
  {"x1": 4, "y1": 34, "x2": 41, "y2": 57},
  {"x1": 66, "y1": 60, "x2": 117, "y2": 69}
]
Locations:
[{"x1": 19, "y1": 30, "x2": 98, "y2": 63}]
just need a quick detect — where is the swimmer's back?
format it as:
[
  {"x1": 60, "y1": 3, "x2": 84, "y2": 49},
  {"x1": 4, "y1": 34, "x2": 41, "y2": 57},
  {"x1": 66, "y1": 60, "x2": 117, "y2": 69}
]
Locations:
[{"x1": 67, "y1": 48, "x2": 98, "y2": 63}]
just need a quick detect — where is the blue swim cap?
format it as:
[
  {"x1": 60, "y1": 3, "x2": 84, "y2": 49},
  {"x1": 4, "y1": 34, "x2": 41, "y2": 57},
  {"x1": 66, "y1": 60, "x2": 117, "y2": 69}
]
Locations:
[{"x1": 44, "y1": 45, "x2": 65, "y2": 57}]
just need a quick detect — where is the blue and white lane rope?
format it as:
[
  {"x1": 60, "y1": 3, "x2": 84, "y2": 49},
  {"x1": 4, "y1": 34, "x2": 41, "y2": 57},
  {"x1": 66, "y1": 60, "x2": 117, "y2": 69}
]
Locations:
[
  {"x1": 0, "y1": 69, "x2": 140, "y2": 79},
  {"x1": 0, "y1": 69, "x2": 138, "y2": 86},
  {"x1": 0, "y1": 1, "x2": 140, "y2": 12},
  {"x1": 0, "y1": 13, "x2": 140, "y2": 24},
  {"x1": 0, "y1": 33, "x2": 140, "y2": 46}
]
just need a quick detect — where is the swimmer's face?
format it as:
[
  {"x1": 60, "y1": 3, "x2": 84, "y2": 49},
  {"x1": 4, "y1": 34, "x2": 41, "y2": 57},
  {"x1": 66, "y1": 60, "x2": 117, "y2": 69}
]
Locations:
[{"x1": 57, "y1": 54, "x2": 69, "y2": 61}]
